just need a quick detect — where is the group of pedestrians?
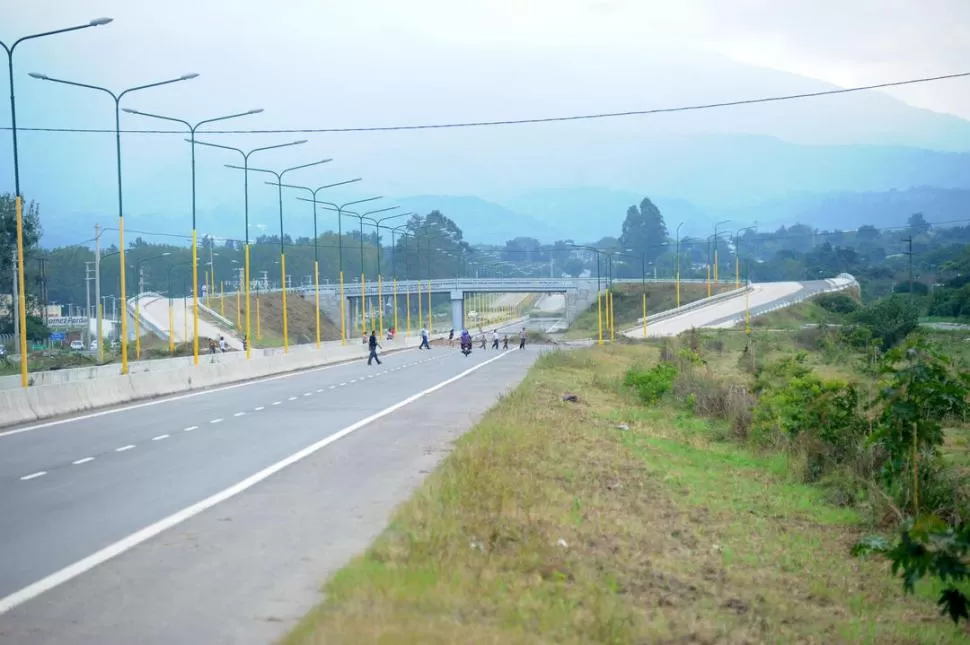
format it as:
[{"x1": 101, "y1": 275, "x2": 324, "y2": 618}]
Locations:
[{"x1": 368, "y1": 325, "x2": 527, "y2": 366}]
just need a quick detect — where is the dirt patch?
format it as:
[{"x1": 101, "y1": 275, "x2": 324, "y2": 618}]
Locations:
[{"x1": 251, "y1": 291, "x2": 340, "y2": 347}]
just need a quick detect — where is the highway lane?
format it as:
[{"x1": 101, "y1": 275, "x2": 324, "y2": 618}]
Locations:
[{"x1": 0, "y1": 343, "x2": 513, "y2": 606}]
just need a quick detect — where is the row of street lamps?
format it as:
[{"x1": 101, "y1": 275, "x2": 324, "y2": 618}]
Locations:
[{"x1": 3, "y1": 17, "x2": 418, "y2": 385}]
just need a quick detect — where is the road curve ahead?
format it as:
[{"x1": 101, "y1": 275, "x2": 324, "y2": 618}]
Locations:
[{"x1": 0, "y1": 343, "x2": 541, "y2": 645}]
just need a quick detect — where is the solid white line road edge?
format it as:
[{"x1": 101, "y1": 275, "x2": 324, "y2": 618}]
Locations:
[
  {"x1": 0, "y1": 349, "x2": 511, "y2": 615},
  {"x1": 0, "y1": 346, "x2": 426, "y2": 440}
]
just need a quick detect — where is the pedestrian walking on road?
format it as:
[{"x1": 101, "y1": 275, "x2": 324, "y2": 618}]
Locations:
[
  {"x1": 503, "y1": 334, "x2": 509, "y2": 350},
  {"x1": 448, "y1": 328, "x2": 455, "y2": 347},
  {"x1": 419, "y1": 327, "x2": 431, "y2": 350},
  {"x1": 479, "y1": 332, "x2": 487, "y2": 350},
  {"x1": 519, "y1": 327, "x2": 527, "y2": 350},
  {"x1": 491, "y1": 330, "x2": 499, "y2": 350},
  {"x1": 367, "y1": 329, "x2": 382, "y2": 365}
]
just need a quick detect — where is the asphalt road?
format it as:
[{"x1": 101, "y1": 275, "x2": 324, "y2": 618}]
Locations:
[{"x1": 0, "y1": 342, "x2": 541, "y2": 645}]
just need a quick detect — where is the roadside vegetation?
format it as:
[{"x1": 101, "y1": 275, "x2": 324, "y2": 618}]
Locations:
[{"x1": 284, "y1": 293, "x2": 970, "y2": 644}]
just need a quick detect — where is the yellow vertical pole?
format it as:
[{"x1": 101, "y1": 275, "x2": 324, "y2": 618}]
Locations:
[
  {"x1": 378, "y1": 273, "x2": 384, "y2": 336},
  {"x1": 406, "y1": 285, "x2": 412, "y2": 338},
  {"x1": 596, "y1": 289, "x2": 603, "y2": 346},
  {"x1": 14, "y1": 197, "x2": 28, "y2": 387},
  {"x1": 169, "y1": 299, "x2": 175, "y2": 353},
  {"x1": 281, "y1": 254, "x2": 289, "y2": 353},
  {"x1": 714, "y1": 249, "x2": 719, "y2": 283},
  {"x1": 256, "y1": 292, "x2": 261, "y2": 340},
  {"x1": 220, "y1": 281, "x2": 225, "y2": 317},
  {"x1": 609, "y1": 290, "x2": 615, "y2": 341},
  {"x1": 191, "y1": 229, "x2": 199, "y2": 367},
  {"x1": 183, "y1": 297, "x2": 188, "y2": 343},
  {"x1": 99, "y1": 303, "x2": 105, "y2": 362},
  {"x1": 427, "y1": 279, "x2": 432, "y2": 333},
  {"x1": 676, "y1": 266, "x2": 681, "y2": 308},
  {"x1": 417, "y1": 280, "x2": 423, "y2": 334},
  {"x1": 236, "y1": 286, "x2": 240, "y2": 329},
  {"x1": 360, "y1": 272, "x2": 366, "y2": 337},
  {"x1": 245, "y1": 244, "x2": 251, "y2": 360},
  {"x1": 393, "y1": 278, "x2": 398, "y2": 334},
  {"x1": 339, "y1": 270, "x2": 345, "y2": 344},
  {"x1": 745, "y1": 285, "x2": 751, "y2": 334},
  {"x1": 119, "y1": 217, "x2": 129, "y2": 374},
  {"x1": 314, "y1": 260, "x2": 320, "y2": 349},
  {"x1": 735, "y1": 255, "x2": 740, "y2": 289},
  {"x1": 135, "y1": 300, "x2": 141, "y2": 360},
  {"x1": 707, "y1": 264, "x2": 712, "y2": 297},
  {"x1": 642, "y1": 292, "x2": 647, "y2": 338}
]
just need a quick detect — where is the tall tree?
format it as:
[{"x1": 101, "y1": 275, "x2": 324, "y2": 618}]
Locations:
[{"x1": 619, "y1": 197, "x2": 668, "y2": 263}]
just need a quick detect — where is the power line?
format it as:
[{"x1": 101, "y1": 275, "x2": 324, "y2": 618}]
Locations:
[{"x1": 4, "y1": 71, "x2": 968, "y2": 136}]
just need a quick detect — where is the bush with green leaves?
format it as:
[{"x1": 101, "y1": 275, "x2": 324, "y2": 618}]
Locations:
[
  {"x1": 623, "y1": 363, "x2": 677, "y2": 405},
  {"x1": 815, "y1": 292, "x2": 860, "y2": 315},
  {"x1": 845, "y1": 294, "x2": 920, "y2": 350}
]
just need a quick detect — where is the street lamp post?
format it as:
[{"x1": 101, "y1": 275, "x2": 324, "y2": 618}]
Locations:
[
  {"x1": 122, "y1": 107, "x2": 263, "y2": 366},
  {"x1": 97, "y1": 249, "x2": 120, "y2": 362},
  {"x1": 367, "y1": 212, "x2": 409, "y2": 336},
  {"x1": 29, "y1": 69, "x2": 199, "y2": 376},
  {"x1": 675, "y1": 222, "x2": 684, "y2": 307},
  {"x1": 227, "y1": 159, "x2": 332, "y2": 352},
  {"x1": 167, "y1": 261, "x2": 194, "y2": 354},
  {"x1": 713, "y1": 219, "x2": 731, "y2": 284},
  {"x1": 193, "y1": 138, "x2": 307, "y2": 359},
  {"x1": 569, "y1": 244, "x2": 605, "y2": 345},
  {"x1": 341, "y1": 206, "x2": 400, "y2": 337},
  {"x1": 733, "y1": 226, "x2": 757, "y2": 289},
  {"x1": 280, "y1": 178, "x2": 363, "y2": 348},
  {"x1": 2, "y1": 17, "x2": 113, "y2": 387},
  {"x1": 299, "y1": 197, "x2": 384, "y2": 344}
]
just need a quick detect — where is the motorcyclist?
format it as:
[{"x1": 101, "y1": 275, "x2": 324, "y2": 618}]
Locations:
[{"x1": 460, "y1": 329, "x2": 472, "y2": 349}]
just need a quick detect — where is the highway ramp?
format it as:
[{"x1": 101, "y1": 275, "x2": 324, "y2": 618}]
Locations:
[{"x1": 0, "y1": 345, "x2": 540, "y2": 644}]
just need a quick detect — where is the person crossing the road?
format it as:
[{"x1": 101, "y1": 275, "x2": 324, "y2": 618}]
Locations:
[
  {"x1": 419, "y1": 327, "x2": 431, "y2": 350},
  {"x1": 519, "y1": 327, "x2": 527, "y2": 350},
  {"x1": 491, "y1": 329, "x2": 499, "y2": 350},
  {"x1": 367, "y1": 329, "x2": 382, "y2": 365}
]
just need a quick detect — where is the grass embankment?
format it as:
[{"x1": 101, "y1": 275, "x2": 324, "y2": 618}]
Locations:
[
  {"x1": 284, "y1": 333, "x2": 969, "y2": 643},
  {"x1": 247, "y1": 291, "x2": 341, "y2": 348},
  {"x1": 563, "y1": 283, "x2": 734, "y2": 339}
]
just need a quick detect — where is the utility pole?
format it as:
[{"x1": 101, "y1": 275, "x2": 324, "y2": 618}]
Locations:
[
  {"x1": 85, "y1": 260, "x2": 93, "y2": 347},
  {"x1": 11, "y1": 250, "x2": 19, "y2": 347},
  {"x1": 94, "y1": 223, "x2": 101, "y2": 354},
  {"x1": 37, "y1": 256, "x2": 48, "y2": 325}
]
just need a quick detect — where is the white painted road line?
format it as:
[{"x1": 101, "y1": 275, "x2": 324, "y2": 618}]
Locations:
[
  {"x1": 0, "y1": 349, "x2": 511, "y2": 615},
  {"x1": 210, "y1": 418, "x2": 224, "y2": 425},
  {"x1": 183, "y1": 426, "x2": 198, "y2": 432},
  {"x1": 72, "y1": 457, "x2": 94, "y2": 465},
  {"x1": 115, "y1": 445, "x2": 135, "y2": 453},
  {"x1": 19, "y1": 471, "x2": 46, "y2": 481},
  {"x1": 234, "y1": 412, "x2": 246, "y2": 417},
  {"x1": 303, "y1": 392, "x2": 312, "y2": 397},
  {"x1": 328, "y1": 385, "x2": 336, "y2": 390},
  {"x1": 272, "y1": 401, "x2": 281, "y2": 406},
  {"x1": 254, "y1": 406, "x2": 264, "y2": 411},
  {"x1": 288, "y1": 396, "x2": 297, "y2": 401},
  {"x1": 339, "y1": 383, "x2": 347, "y2": 387},
  {"x1": 151, "y1": 435, "x2": 170, "y2": 441}
]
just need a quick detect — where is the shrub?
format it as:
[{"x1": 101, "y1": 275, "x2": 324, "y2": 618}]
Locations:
[
  {"x1": 845, "y1": 295, "x2": 919, "y2": 350},
  {"x1": 623, "y1": 363, "x2": 677, "y2": 404},
  {"x1": 815, "y1": 292, "x2": 860, "y2": 315},
  {"x1": 671, "y1": 368, "x2": 755, "y2": 440}
]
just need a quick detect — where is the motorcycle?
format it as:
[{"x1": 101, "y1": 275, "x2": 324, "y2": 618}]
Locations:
[{"x1": 460, "y1": 339, "x2": 472, "y2": 356}]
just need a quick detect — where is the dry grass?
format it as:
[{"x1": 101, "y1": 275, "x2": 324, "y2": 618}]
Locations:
[
  {"x1": 282, "y1": 343, "x2": 969, "y2": 645},
  {"x1": 251, "y1": 291, "x2": 341, "y2": 347}
]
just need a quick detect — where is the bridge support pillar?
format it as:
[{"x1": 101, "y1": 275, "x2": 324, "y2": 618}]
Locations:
[{"x1": 450, "y1": 289, "x2": 464, "y2": 331}]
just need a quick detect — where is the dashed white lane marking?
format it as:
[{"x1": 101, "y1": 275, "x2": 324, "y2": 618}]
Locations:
[
  {"x1": 272, "y1": 401, "x2": 281, "y2": 406},
  {"x1": 316, "y1": 388, "x2": 324, "y2": 393},
  {"x1": 339, "y1": 382, "x2": 347, "y2": 387},
  {"x1": 115, "y1": 445, "x2": 135, "y2": 453},
  {"x1": 20, "y1": 471, "x2": 46, "y2": 481},
  {"x1": 328, "y1": 385, "x2": 336, "y2": 390},
  {"x1": 288, "y1": 396, "x2": 298, "y2": 401},
  {"x1": 349, "y1": 379, "x2": 357, "y2": 384},
  {"x1": 184, "y1": 426, "x2": 198, "y2": 432},
  {"x1": 210, "y1": 418, "x2": 224, "y2": 425},
  {"x1": 303, "y1": 392, "x2": 312, "y2": 397},
  {"x1": 254, "y1": 406, "x2": 264, "y2": 411},
  {"x1": 72, "y1": 457, "x2": 94, "y2": 465},
  {"x1": 151, "y1": 434, "x2": 170, "y2": 441},
  {"x1": 234, "y1": 412, "x2": 246, "y2": 417}
]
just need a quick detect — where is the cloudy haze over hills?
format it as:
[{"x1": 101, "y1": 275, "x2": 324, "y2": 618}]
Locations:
[{"x1": 3, "y1": 0, "x2": 969, "y2": 246}]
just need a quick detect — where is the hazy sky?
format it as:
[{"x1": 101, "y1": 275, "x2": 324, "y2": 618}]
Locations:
[{"x1": 2, "y1": 0, "x2": 969, "y2": 242}]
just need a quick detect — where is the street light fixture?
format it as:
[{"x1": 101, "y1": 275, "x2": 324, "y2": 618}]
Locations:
[
  {"x1": 278, "y1": 178, "x2": 363, "y2": 348},
  {"x1": 713, "y1": 219, "x2": 731, "y2": 284},
  {"x1": 341, "y1": 206, "x2": 400, "y2": 337},
  {"x1": 29, "y1": 69, "x2": 199, "y2": 376},
  {"x1": 227, "y1": 158, "x2": 332, "y2": 352},
  {"x1": 733, "y1": 226, "x2": 757, "y2": 289},
  {"x1": 193, "y1": 138, "x2": 307, "y2": 359},
  {"x1": 122, "y1": 107, "x2": 262, "y2": 366},
  {"x1": 365, "y1": 212, "x2": 409, "y2": 335},
  {"x1": 2, "y1": 17, "x2": 113, "y2": 386}
]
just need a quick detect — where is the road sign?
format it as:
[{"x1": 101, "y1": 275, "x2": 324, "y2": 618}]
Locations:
[
  {"x1": 49, "y1": 332, "x2": 65, "y2": 341},
  {"x1": 47, "y1": 316, "x2": 87, "y2": 328}
]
